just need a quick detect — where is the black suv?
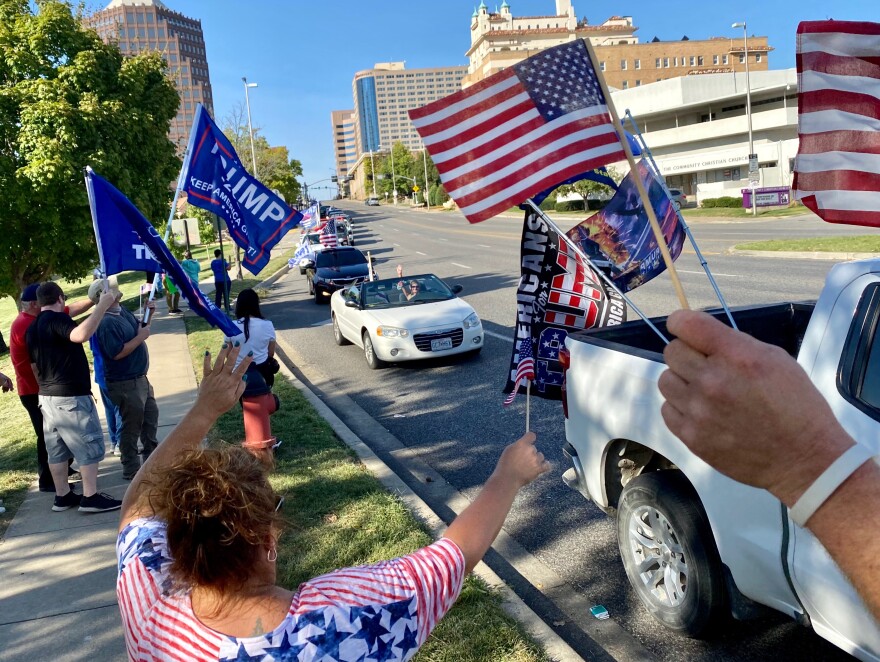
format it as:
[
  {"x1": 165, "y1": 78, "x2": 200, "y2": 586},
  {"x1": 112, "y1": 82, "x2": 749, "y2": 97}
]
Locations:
[{"x1": 307, "y1": 247, "x2": 374, "y2": 304}]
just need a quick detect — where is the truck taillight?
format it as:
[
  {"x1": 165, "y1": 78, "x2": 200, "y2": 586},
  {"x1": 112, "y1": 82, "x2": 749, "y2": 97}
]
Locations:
[{"x1": 559, "y1": 347, "x2": 570, "y2": 418}]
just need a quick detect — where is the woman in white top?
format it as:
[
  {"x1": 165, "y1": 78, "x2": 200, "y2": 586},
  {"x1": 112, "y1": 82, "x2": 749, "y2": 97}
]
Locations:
[{"x1": 225, "y1": 288, "x2": 277, "y2": 388}]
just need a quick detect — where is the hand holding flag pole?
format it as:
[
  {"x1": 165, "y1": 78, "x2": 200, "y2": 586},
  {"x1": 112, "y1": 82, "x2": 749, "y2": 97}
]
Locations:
[{"x1": 581, "y1": 38, "x2": 689, "y2": 311}]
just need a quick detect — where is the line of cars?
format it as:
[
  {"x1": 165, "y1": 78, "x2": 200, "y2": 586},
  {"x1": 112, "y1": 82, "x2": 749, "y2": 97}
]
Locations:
[{"x1": 291, "y1": 207, "x2": 484, "y2": 369}]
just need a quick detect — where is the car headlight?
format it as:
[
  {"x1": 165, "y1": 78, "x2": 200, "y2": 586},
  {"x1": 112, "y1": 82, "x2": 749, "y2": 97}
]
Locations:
[
  {"x1": 299, "y1": 257, "x2": 311, "y2": 267},
  {"x1": 376, "y1": 325, "x2": 409, "y2": 338},
  {"x1": 463, "y1": 312, "x2": 481, "y2": 329}
]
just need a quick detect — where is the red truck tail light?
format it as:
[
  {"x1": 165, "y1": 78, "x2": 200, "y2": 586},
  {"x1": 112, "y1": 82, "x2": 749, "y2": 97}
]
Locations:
[{"x1": 559, "y1": 347, "x2": 570, "y2": 418}]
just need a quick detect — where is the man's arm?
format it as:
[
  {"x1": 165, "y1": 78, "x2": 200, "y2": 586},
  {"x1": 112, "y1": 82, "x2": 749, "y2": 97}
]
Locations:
[
  {"x1": 658, "y1": 309, "x2": 880, "y2": 619},
  {"x1": 67, "y1": 298, "x2": 95, "y2": 318},
  {"x1": 69, "y1": 292, "x2": 115, "y2": 344},
  {"x1": 443, "y1": 432, "x2": 549, "y2": 574},
  {"x1": 267, "y1": 339, "x2": 276, "y2": 361},
  {"x1": 119, "y1": 343, "x2": 251, "y2": 530},
  {"x1": 112, "y1": 303, "x2": 155, "y2": 360}
]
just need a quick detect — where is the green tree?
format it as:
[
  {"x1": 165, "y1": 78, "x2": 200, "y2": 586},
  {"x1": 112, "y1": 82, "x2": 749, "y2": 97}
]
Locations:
[
  {"x1": 555, "y1": 167, "x2": 623, "y2": 210},
  {"x1": 0, "y1": 0, "x2": 180, "y2": 304}
]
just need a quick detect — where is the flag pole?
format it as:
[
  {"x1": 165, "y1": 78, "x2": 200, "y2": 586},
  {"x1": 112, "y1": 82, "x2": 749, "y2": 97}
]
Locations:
[
  {"x1": 143, "y1": 104, "x2": 203, "y2": 324},
  {"x1": 581, "y1": 39, "x2": 689, "y2": 310},
  {"x1": 84, "y1": 167, "x2": 110, "y2": 296},
  {"x1": 525, "y1": 380, "x2": 531, "y2": 433},
  {"x1": 526, "y1": 199, "x2": 670, "y2": 345},
  {"x1": 623, "y1": 110, "x2": 738, "y2": 330}
]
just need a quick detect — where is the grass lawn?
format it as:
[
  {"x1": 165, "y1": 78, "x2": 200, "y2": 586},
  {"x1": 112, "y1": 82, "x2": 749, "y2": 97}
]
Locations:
[
  {"x1": 183, "y1": 314, "x2": 550, "y2": 662},
  {"x1": 683, "y1": 205, "x2": 808, "y2": 219},
  {"x1": 735, "y1": 236, "x2": 880, "y2": 253}
]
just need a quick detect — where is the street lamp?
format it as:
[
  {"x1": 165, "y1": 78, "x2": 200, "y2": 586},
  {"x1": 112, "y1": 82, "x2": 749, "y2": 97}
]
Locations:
[
  {"x1": 732, "y1": 22, "x2": 756, "y2": 216},
  {"x1": 242, "y1": 77, "x2": 259, "y2": 177}
]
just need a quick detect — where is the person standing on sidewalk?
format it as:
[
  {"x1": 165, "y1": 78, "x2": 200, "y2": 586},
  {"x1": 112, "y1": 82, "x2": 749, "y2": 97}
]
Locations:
[
  {"x1": 11, "y1": 283, "x2": 92, "y2": 492},
  {"x1": 25, "y1": 282, "x2": 121, "y2": 513},
  {"x1": 91, "y1": 278, "x2": 159, "y2": 482},
  {"x1": 210, "y1": 249, "x2": 232, "y2": 312},
  {"x1": 87, "y1": 279, "x2": 123, "y2": 456},
  {"x1": 181, "y1": 250, "x2": 201, "y2": 290}
]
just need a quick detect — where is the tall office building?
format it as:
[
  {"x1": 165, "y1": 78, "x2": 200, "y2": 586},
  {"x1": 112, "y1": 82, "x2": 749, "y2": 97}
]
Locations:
[
  {"x1": 465, "y1": 1, "x2": 770, "y2": 90},
  {"x1": 84, "y1": 0, "x2": 214, "y2": 151},
  {"x1": 352, "y1": 62, "x2": 467, "y2": 155},
  {"x1": 331, "y1": 110, "x2": 357, "y2": 196}
]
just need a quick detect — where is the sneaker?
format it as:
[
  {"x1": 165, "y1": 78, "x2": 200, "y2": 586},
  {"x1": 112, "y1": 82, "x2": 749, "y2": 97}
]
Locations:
[
  {"x1": 52, "y1": 490, "x2": 82, "y2": 511},
  {"x1": 111, "y1": 444, "x2": 121, "y2": 456},
  {"x1": 68, "y1": 471, "x2": 82, "y2": 482},
  {"x1": 78, "y1": 492, "x2": 122, "y2": 513}
]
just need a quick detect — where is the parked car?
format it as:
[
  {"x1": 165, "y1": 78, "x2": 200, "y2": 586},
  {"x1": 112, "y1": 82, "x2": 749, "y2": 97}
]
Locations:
[
  {"x1": 668, "y1": 188, "x2": 686, "y2": 210},
  {"x1": 307, "y1": 247, "x2": 374, "y2": 304},
  {"x1": 330, "y1": 274, "x2": 483, "y2": 369},
  {"x1": 558, "y1": 258, "x2": 880, "y2": 656},
  {"x1": 365, "y1": 197, "x2": 380, "y2": 206}
]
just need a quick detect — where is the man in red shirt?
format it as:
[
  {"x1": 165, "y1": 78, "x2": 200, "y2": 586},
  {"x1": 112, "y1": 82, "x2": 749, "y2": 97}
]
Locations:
[{"x1": 10, "y1": 283, "x2": 93, "y2": 491}]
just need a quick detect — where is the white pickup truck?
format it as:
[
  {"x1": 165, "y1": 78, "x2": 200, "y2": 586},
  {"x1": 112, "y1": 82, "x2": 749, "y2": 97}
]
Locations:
[{"x1": 559, "y1": 259, "x2": 880, "y2": 660}]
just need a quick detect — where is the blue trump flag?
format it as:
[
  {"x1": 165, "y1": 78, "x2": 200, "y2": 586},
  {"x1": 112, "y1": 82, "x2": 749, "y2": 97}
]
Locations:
[
  {"x1": 85, "y1": 167, "x2": 240, "y2": 337},
  {"x1": 182, "y1": 104, "x2": 302, "y2": 275}
]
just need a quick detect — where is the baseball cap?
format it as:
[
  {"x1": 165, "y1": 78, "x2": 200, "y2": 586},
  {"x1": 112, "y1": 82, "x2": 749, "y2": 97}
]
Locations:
[
  {"x1": 21, "y1": 284, "x2": 40, "y2": 302},
  {"x1": 88, "y1": 276, "x2": 122, "y2": 304}
]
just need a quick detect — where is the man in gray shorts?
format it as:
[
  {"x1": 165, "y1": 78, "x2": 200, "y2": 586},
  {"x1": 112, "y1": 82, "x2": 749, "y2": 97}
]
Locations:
[{"x1": 26, "y1": 282, "x2": 122, "y2": 513}]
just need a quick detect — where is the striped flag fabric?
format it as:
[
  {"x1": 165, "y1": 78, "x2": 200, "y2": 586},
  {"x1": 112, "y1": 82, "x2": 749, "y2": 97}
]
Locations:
[
  {"x1": 320, "y1": 218, "x2": 338, "y2": 248},
  {"x1": 793, "y1": 20, "x2": 880, "y2": 227},
  {"x1": 504, "y1": 336, "x2": 535, "y2": 406},
  {"x1": 409, "y1": 39, "x2": 626, "y2": 224}
]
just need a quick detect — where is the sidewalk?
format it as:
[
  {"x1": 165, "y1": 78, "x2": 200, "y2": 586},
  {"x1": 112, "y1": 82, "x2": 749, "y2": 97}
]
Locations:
[{"x1": 0, "y1": 299, "x2": 197, "y2": 662}]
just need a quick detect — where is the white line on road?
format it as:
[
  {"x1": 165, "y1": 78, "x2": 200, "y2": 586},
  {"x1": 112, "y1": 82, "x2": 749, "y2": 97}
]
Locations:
[
  {"x1": 483, "y1": 329, "x2": 512, "y2": 342},
  {"x1": 416, "y1": 251, "x2": 427, "y2": 256},
  {"x1": 310, "y1": 319, "x2": 332, "y2": 327},
  {"x1": 451, "y1": 262, "x2": 471, "y2": 269},
  {"x1": 438, "y1": 238, "x2": 448, "y2": 242},
  {"x1": 479, "y1": 244, "x2": 491, "y2": 248},
  {"x1": 678, "y1": 270, "x2": 743, "y2": 277},
  {"x1": 393, "y1": 242, "x2": 401, "y2": 247}
]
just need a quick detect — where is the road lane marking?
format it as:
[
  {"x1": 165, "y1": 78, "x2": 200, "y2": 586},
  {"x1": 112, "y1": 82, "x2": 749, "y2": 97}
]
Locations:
[
  {"x1": 451, "y1": 262, "x2": 471, "y2": 269},
  {"x1": 416, "y1": 251, "x2": 427, "y2": 256},
  {"x1": 483, "y1": 329, "x2": 513, "y2": 342},
  {"x1": 479, "y1": 244, "x2": 492, "y2": 248},
  {"x1": 310, "y1": 319, "x2": 332, "y2": 327},
  {"x1": 438, "y1": 238, "x2": 448, "y2": 242},
  {"x1": 678, "y1": 270, "x2": 743, "y2": 277}
]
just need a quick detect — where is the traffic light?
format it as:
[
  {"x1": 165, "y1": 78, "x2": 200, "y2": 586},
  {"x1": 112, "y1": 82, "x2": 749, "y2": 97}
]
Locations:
[{"x1": 331, "y1": 175, "x2": 338, "y2": 183}]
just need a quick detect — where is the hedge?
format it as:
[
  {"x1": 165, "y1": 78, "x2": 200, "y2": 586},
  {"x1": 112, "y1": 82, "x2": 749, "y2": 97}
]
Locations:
[{"x1": 701, "y1": 196, "x2": 743, "y2": 208}]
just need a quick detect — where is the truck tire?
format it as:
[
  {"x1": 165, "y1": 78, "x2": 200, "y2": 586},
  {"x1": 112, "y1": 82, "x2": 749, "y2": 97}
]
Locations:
[{"x1": 617, "y1": 471, "x2": 726, "y2": 638}]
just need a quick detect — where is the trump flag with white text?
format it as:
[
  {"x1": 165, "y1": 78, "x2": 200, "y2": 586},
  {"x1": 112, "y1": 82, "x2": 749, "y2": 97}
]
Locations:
[{"x1": 183, "y1": 104, "x2": 302, "y2": 273}]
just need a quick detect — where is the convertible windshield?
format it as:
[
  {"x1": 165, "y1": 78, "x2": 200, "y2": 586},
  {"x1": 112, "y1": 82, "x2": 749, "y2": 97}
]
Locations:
[
  {"x1": 304, "y1": 233, "x2": 321, "y2": 245},
  {"x1": 316, "y1": 250, "x2": 367, "y2": 268},
  {"x1": 361, "y1": 274, "x2": 454, "y2": 308}
]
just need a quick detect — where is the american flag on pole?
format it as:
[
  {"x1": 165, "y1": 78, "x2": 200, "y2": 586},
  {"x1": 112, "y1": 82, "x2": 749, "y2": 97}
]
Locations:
[
  {"x1": 409, "y1": 39, "x2": 626, "y2": 224},
  {"x1": 504, "y1": 336, "x2": 535, "y2": 406},
  {"x1": 320, "y1": 218, "x2": 338, "y2": 248},
  {"x1": 793, "y1": 20, "x2": 880, "y2": 227}
]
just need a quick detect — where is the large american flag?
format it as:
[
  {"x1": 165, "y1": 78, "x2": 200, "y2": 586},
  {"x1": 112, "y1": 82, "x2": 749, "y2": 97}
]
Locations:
[
  {"x1": 793, "y1": 20, "x2": 880, "y2": 227},
  {"x1": 409, "y1": 39, "x2": 626, "y2": 224},
  {"x1": 504, "y1": 336, "x2": 535, "y2": 406},
  {"x1": 320, "y1": 218, "x2": 338, "y2": 248}
]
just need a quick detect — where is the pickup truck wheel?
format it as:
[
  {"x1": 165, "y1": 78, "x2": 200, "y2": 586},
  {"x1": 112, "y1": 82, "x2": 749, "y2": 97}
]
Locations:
[
  {"x1": 332, "y1": 314, "x2": 350, "y2": 346},
  {"x1": 617, "y1": 471, "x2": 725, "y2": 638},
  {"x1": 362, "y1": 332, "x2": 385, "y2": 369}
]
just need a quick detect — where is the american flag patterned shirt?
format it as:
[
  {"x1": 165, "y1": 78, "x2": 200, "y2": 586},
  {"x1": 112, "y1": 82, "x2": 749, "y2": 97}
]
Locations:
[{"x1": 116, "y1": 518, "x2": 465, "y2": 661}]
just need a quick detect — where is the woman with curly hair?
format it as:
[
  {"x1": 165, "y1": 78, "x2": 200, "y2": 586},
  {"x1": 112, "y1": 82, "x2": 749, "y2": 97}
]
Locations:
[{"x1": 116, "y1": 344, "x2": 549, "y2": 661}]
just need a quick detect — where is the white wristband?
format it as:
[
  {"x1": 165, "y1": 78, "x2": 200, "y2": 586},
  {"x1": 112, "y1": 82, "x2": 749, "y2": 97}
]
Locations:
[{"x1": 789, "y1": 444, "x2": 875, "y2": 528}]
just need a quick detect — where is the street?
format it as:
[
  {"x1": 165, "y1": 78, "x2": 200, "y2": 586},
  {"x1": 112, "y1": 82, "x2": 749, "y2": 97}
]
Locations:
[{"x1": 262, "y1": 203, "x2": 872, "y2": 661}]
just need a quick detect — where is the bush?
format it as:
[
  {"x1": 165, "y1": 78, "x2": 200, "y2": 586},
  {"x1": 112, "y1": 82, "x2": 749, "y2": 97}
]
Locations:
[
  {"x1": 429, "y1": 182, "x2": 449, "y2": 205},
  {"x1": 702, "y1": 196, "x2": 743, "y2": 208},
  {"x1": 555, "y1": 200, "x2": 587, "y2": 212},
  {"x1": 539, "y1": 195, "x2": 557, "y2": 210}
]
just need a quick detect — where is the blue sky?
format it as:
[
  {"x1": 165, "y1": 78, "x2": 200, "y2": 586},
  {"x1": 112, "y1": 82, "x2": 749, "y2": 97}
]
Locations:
[{"x1": 164, "y1": 0, "x2": 873, "y2": 193}]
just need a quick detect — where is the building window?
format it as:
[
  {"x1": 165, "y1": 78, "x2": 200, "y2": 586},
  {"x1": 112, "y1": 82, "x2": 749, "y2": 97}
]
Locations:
[
  {"x1": 723, "y1": 54, "x2": 729, "y2": 64},
  {"x1": 622, "y1": 80, "x2": 628, "y2": 89},
  {"x1": 635, "y1": 80, "x2": 641, "y2": 86},
  {"x1": 634, "y1": 59, "x2": 640, "y2": 69},
  {"x1": 698, "y1": 56, "x2": 704, "y2": 65},
  {"x1": 655, "y1": 57, "x2": 661, "y2": 68},
  {"x1": 620, "y1": 59, "x2": 627, "y2": 70},
  {"x1": 713, "y1": 54, "x2": 719, "y2": 65},
  {"x1": 600, "y1": 61, "x2": 605, "y2": 71},
  {"x1": 689, "y1": 56, "x2": 695, "y2": 66},
  {"x1": 756, "y1": 53, "x2": 762, "y2": 62},
  {"x1": 663, "y1": 57, "x2": 669, "y2": 67},
  {"x1": 739, "y1": 53, "x2": 745, "y2": 63}
]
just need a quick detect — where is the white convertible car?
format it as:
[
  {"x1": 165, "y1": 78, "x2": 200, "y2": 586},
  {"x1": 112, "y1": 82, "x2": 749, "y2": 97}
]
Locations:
[{"x1": 330, "y1": 274, "x2": 483, "y2": 369}]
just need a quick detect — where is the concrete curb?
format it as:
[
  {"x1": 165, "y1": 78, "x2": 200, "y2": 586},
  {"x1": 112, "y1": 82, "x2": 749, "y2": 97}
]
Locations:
[
  {"x1": 271, "y1": 341, "x2": 586, "y2": 662},
  {"x1": 730, "y1": 249, "x2": 879, "y2": 261}
]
